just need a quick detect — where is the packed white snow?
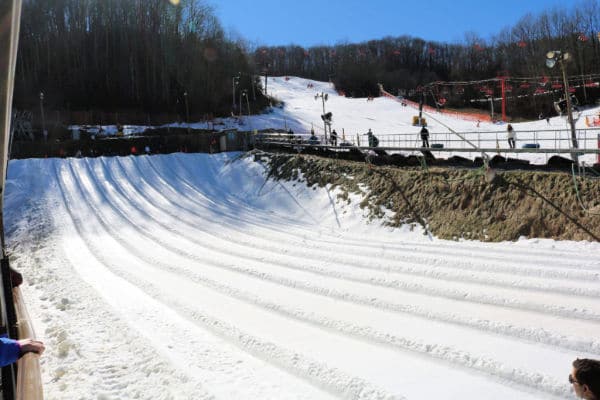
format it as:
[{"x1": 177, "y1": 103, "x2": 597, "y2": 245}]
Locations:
[{"x1": 5, "y1": 77, "x2": 600, "y2": 399}]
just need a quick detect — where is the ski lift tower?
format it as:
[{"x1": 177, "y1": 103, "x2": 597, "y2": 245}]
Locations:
[{"x1": 497, "y1": 71, "x2": 509, "y2": 122}]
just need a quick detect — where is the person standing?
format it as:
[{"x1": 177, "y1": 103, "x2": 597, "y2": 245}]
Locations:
[
  {"x1": 308, "y1": 129, "x2": 319, "y2": 145},
  {"x1": 570, "y1": 358, "x2": 600, "y2": 399},
  {"x1": 507, "y1": 124, "x2": 516, "y2": 149},
  {"x1": 330, "y1": 129, "x2": 338, "y2": 146},
  {"x1": 366, "y1": 129, "x2": 379, "y2": 147},
  {"x1": 420, "y1": 126, "x2": 430, "y2": 148}
]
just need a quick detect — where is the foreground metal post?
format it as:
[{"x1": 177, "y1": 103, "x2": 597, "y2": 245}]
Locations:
[
  {"x1": 546, "y1": 50, "x2": 578, "y2": 164},
  {"x1": 560, "y1": 65, "x2": 578, "y2": 153},
  {"x1": 1, "y1": 2, "x2": 44, "y2": 398}
]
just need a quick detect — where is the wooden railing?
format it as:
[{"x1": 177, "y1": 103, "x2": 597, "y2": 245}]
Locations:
[{"x1": 13, "y1": 288, "x2": 42, "y2": 400}]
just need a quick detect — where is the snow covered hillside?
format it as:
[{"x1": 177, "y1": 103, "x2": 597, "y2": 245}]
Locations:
[
  {"x1": 92, "y1": 75, "x2": 600, "y2": 165},
  {"x1": 4, "y1": 152, "x2": 600, "y2": 400}
]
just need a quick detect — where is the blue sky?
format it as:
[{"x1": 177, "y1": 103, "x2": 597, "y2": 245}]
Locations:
[{"x1": 212, "y1": 0, "x2": 572, "y2": 47}]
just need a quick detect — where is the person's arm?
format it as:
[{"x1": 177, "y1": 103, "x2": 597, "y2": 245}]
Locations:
[
  {"x1": 0, "y1": 337, "x2": 45, "y2": 368},
  {"x1": 0, "y1": 337, "x2": 22, "y2": 367}
]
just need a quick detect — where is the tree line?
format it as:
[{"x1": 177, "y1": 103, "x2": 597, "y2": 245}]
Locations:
[
  {"x1": 253, "y1": 1, "x2": 600, "y2": 118},
  {"x1": 13, "y1": 0, "x2": 600, "y2": 122},
  {"x1": 14, "y1": 0, "x2": 260, "y2": 122}
]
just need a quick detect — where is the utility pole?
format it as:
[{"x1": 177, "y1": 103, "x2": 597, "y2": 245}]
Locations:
[
  {"x1": 242, "y1": 90, "x2": 250, "y2": 115},
  {"x1": 315, "y1": 92, "x2": 329, "y2": 143},
  {"x1": 418, "y1": 88, "x2": 424, "y2": 124},
  {"x1": 183, "y1": 91, "x2": 190, "y2": 134},
  {"x1": 232, "y1": 74, "x2": 240, "y2": 110},
  {"x1": 239, "y1": 89, "x2": 242, "y2": 119},
  {"x1": 577, "y1": 34, "x2": 588, "y2": 102},
  {"x1": 561, "y1": 65, "x2": 578, "y2": 151},
  {"x1": 39, "y1": 91, "x2": 46, "y2": 140},
  {"x1": 546, "y1": 50, "x2": 578, "y2": 164},
  {"x1": 263, "y1": 64, "x2": 269, "y2": 97},
  {"x1": 499, "y1": 73, "x2": 508, "y2": 122}
]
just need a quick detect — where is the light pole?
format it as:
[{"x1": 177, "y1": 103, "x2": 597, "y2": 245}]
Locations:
[
  {"x1": 546, "y1": 50, "x2": 578, "y2": 163},
  {"x1": 39, "y1": 91, "x2": 46, "y2": 141},
  {"x1": 315, "y1": 92, "x2": 329, "y2": 143},
  {"x1": 232, "y1": 74, "x2": 240, "y2": 110},
  {"x1": 183, "y1": 91, "x2": 190, "y2": 134},
  {"x1": 242, "y1": 90, "x2": 250, "y2": 116},
  {"x1": 238, "y1": 88, "x2": 243, "y2": 119},
  {"x1": 263, "y1": 64, "x2": 269, "y2": 97}
]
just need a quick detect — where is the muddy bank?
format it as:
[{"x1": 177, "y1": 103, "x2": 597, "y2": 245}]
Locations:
[{"x1": 260, "y1": 153, "x2": 600, "y2": 242}]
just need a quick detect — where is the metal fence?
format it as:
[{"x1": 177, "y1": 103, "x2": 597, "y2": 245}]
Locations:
[{"x1": 256, "y1": 128, "x2": 600, "y2": 159}]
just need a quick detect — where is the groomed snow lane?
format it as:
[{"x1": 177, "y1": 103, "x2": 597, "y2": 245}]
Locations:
[{"x1": 6, "y1": 153, "x2": 600, "y2": 400}]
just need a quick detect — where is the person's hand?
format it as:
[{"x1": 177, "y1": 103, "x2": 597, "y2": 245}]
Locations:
[
  {"x1": 10, "y1": 268, "x2": 23, "y2": 287},
  {"x1": 18, "y1": 339, "x2": 45, "y2": 356}
]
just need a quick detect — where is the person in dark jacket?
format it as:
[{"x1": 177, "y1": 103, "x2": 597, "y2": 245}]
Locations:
[
  {"x1": 308, "y1": 129, "x2": 319, "y2": 145},
  {"x1": 420, "y1": 126, "x2": 430, "y2": 148},
  {"x1": 330, "y1": 129, "x2": 338, "y2": 146},
  {"x1": 365, "y1": 129, "x2": 379, "y2": 147}
]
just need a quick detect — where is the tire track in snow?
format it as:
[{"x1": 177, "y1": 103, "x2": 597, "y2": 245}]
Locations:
[
  {"x1": 229, "y1": 153, "x2": 599, "y2": 269},
  {"x1": 53, "y1": 159, "x2": 402, "y2": 400},
  {"x1": 76, "y1": 156, "x2": 595, "y2": 349},
  {"x1": 53, "y1": 159, "x2": 572, "y2": 399},
  {"x1": 47, "y1": 160, "x2": 216, "y2": 400},
  {"x1": 148, "y1": 153, "x2": 320, "y2": 231},
  {"x1": 80, "y1": 157, "x2": 600, "y2": 325},
  {"x1": 111, "y1": 156, "x2": 600, "y2": 300},
  {"x1": 145, "y1": 154, "x2": 600, "y2": 282},
  {"x1": 68, "y1": 158, "x2": 600, "y2": 355}
]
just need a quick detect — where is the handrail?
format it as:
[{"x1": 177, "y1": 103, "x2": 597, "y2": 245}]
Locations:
[
  {"x1": 257, "y1": 139, "x2": 600, "y2": 154},
  {"x1": 256, "y1": 128, "x2": 600, "y2": 154},
  {"x1": 13, "y1": 287, "x2": 43, "y2": 400}
]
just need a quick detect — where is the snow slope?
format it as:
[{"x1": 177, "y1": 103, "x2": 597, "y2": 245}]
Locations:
[
  {"x1": 76, "y1": 75, "x2": 600, "y2": 165},
  {"x1": 5, "y1": 151, "x2": 600, "y2": 400},
  {"x1": 208, "y1": 76, "x2": 600, "y2": 166}
]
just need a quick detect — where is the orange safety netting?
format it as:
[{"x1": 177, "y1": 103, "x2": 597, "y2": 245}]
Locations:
[{"x1": 380, "y1": 89, "x2": 492, "y2": 123}]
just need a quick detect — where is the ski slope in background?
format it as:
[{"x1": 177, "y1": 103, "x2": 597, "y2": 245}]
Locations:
[
  {"x1": 160, "y1": 75, "x2": 600, "y2": 166},
  {"x1": 5, "y1": 151, "x2": 600, "y2": 400}
]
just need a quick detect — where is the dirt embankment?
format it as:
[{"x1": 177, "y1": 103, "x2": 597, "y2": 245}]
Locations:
[{"x1": 262, "y1": 153, "x2": 600, "y2": 242}]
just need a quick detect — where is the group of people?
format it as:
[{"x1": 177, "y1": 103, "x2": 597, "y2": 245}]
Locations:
[
  {"x1": 305, "y1": 128, "x2": 380, "y2": 147},
  {"x1": 293, "y1": 122, "x2": 528, "y2": 150},
  {"x1": 302, "y1": 128, "x2": 340, "y2": 146}
]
